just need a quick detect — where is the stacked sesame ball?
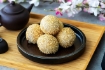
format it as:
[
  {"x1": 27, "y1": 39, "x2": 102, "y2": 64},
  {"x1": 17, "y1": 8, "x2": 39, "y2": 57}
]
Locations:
[{"x1": 26, "y1": 15, "x2": 76, "y2": 54}]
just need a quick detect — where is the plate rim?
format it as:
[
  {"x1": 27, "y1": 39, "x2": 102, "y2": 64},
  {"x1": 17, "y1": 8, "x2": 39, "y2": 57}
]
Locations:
[{"x1": 17, "y1": 23, "x2": 86, "y2": 60}]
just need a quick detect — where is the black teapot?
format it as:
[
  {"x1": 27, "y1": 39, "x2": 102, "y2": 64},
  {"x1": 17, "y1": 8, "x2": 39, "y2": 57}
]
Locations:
[{"x1": 0, "y1": 1, "x2": 34, "y2": 30}]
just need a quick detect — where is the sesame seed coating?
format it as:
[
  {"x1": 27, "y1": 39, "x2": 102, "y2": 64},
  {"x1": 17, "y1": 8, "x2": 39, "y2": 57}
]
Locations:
[
  {"x1": 59, "y1": 20, "x2": 64, "y2": 30},
  {"x1": 37, "y1": 34, "x2": 59, "y2": 54},
  {"x1": 57, "y1": 27, "x2": 76, "y2": 48},
  {"x1": 40, "y1": 15, "x2": 60, "y2": 35},
  {"x1": 26, "y1": 24, "x2": 44, "y2": 44}
]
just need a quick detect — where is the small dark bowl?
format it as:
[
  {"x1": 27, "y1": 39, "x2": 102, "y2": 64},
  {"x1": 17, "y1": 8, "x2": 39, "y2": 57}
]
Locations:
[
  {"x1": 0, "y1": 38, "x2": 8, "y2": 54},
  {"x1": 17, "y1": 24, "x2": 86, "y2": 64}
]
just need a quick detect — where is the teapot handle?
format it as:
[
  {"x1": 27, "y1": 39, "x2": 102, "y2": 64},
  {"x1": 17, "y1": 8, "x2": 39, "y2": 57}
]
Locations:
[
  {"x1": 0, "y1": 23, "x2": 2, "y2": 26},
  {"x1": 0, "y1": 15, "x2": 2, "y2": 26}
]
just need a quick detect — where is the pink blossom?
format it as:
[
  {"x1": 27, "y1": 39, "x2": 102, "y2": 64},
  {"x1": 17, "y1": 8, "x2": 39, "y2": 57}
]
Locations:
[
  {"x1": 83, "y1": 0, "x2": 87, "y2": 4},
  {"x1": 58, "y1": 0, "x2": 64, "y2": 2},
  {"x1": 99, "y1": 14, "x2": 105, "y2": 21},
  {"x1": 0, "y1": 0, "x2": 3, "y2": 3},
  {"x1": 67, "y1": 0, "x2": 72, "y2": 2},
  {"x1": 100, "y1": 2, "x2": 105, "y2": 8},
  {"x1": 55, "y1": 8, "x2": 63, "y2": 16},
  {"x1": 83, "y1": 8, "x2": 88, "y2": 12}
]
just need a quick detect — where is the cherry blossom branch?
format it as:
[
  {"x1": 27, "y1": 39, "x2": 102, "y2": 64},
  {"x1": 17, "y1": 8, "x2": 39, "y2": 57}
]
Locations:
[
  {"x1": 54, "y1": 0, "x2": 105, "y2": 21},
  {"x1": 0, "y1": 0, "x2": 105, "y2": 21}
]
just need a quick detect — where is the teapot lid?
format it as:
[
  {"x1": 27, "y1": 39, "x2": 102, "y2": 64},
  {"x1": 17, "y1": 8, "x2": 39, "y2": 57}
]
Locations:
[{"x1": 2, "y1": 1, "x2": 24, "y2": 14}]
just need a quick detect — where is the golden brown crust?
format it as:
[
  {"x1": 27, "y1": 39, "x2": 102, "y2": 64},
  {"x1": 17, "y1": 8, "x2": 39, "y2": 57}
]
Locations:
[
  {"x1": 57, "y1": 27, "x2": 76, "y2": 48},
  {"x1": 40, "y1": 15, "x2": 60, "y2": 35},
  {"x1": 59, "y1": 20, "x2": 64, "y2": 30},
  {"x1": 37, "y1": 34, "x2": 59, "y2": 54},
  {"x1": 26, "y1": 24, "x2": 44, "y2": 44}
]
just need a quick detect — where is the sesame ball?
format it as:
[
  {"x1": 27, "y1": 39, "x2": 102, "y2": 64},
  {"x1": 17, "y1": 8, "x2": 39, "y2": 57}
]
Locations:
[
  {"x1": 59, "y1": 20, "x2": 64, "y2": 30},
  {"x1": 26, "y1": 24, "x2": 44, "y2": 44},
  {"x1": 40, "y1": 15, "x2": 60, "y2": 35},
  {"x1": 37, "y1": 34, "x2": 59, "y2": 54},
  {"x1": 57, "y1": 27, "x2": 76, "y2": 48}
]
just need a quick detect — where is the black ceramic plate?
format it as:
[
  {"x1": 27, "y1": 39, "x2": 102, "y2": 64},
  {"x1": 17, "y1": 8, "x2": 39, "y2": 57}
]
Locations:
[{"x1": 17, "y1": 24, "x2": 86, "y2": 64}]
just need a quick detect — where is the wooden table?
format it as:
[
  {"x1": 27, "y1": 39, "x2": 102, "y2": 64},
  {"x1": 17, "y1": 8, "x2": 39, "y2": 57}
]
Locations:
[{"x1": 0, "y1": 13, "x2": 104, "y2": 70}]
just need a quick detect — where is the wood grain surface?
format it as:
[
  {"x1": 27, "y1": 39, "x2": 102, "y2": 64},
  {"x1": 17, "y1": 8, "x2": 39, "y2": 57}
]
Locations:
[{"x1": 0, "y1": 13, "x2": 104, "y2": 70}]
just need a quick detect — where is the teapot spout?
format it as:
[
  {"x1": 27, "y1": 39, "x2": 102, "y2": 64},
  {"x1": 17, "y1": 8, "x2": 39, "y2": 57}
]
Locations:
[{"x1": 27, "y1": 4, "x2": 34, "y2": 13}]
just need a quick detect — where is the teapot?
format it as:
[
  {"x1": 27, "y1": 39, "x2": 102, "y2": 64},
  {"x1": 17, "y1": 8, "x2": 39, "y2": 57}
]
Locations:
[{"x1": 0, "y1": 1, "x2": 34, "y2": 30}]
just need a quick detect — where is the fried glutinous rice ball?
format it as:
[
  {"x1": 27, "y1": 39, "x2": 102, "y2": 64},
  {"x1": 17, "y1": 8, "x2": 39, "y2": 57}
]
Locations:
[
  {"x1": 37, "y1": 34, "x2": 59, "y2": 54},
  {"x1": 57, "y1": 27, "x2": 76, "y2": 48},
  {"x1": 40, "y1": 15, "x2": 61, "y2": 35},
  {"x1": 59, "y1": 20, "x2": 64, "y2": 30},
  {"x1": 26, "y1": 24, "x2": 44, "y2": 44}
]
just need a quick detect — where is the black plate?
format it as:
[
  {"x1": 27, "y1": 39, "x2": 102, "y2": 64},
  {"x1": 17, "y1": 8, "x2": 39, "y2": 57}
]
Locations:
[{"x1": 17, "y1": 24, "x2": 86, "y2": 64}]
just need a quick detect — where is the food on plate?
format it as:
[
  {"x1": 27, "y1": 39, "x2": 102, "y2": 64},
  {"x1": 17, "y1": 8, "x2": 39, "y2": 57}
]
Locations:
[
  {"x1": 40, "y1": 15, "x2": 61, "y2": 35},
  {"x1": 37, "y1": 34, "x2": 59, "y2": 54},
  {"x1": 26, "y1": 24, "x2": 44, "y2": 44},
  {"x1": 25, "y1": 15, "x2": 76, "y2": 54},
  {"x1": 59, "y1": 20, "x2": 64, "y2": 30},
  {"x1": 57, "y1": 27, "x2": 76, "y2": 48}
]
